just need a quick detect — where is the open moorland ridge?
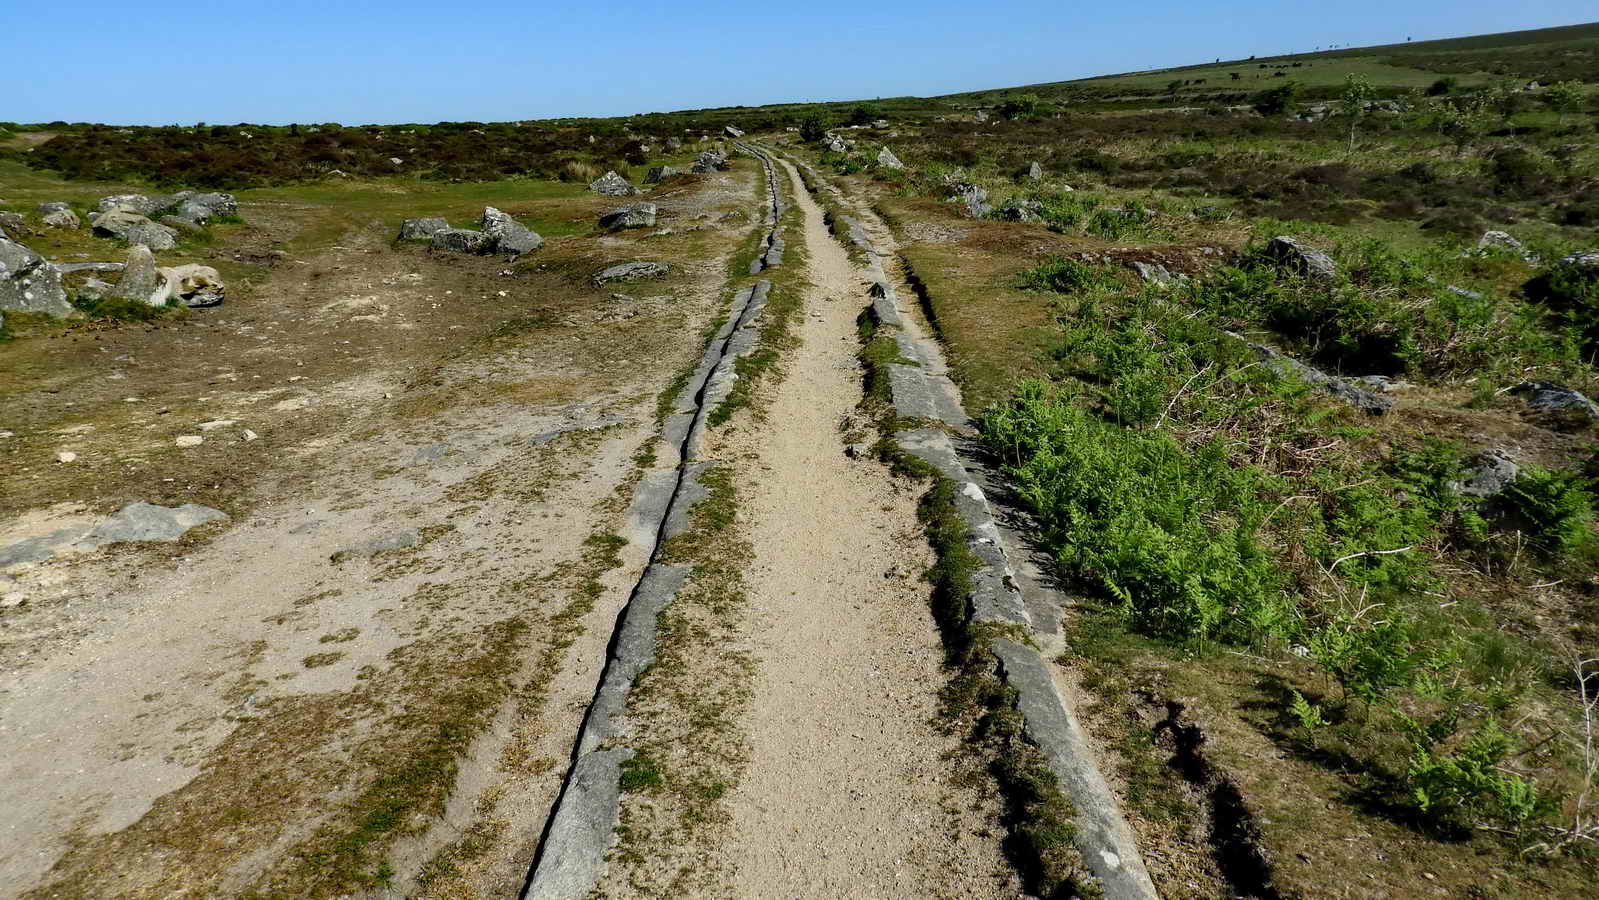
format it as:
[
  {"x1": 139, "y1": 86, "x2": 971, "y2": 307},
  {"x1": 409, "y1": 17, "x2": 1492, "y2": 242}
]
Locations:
[{"x1": 2, "y1": 20, "x2": 1599, "y2": 900}]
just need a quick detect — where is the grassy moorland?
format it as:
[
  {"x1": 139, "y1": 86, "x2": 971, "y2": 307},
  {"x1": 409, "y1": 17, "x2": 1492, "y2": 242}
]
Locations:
[{"x1": 784, "y1": 24, "x2": 1599, "y2": 900}]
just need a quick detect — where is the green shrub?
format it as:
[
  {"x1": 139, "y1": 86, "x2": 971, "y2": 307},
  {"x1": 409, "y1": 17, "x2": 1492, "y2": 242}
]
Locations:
[
  {"x1": 1085, "y1": 203, "x2": 1154, "y2": 239},
  {"x1": 981, "y1": 380, "x2": 1287, "y2": 644},
  {"x1": 1498, "y1": 466, "x2": 1593, "y2": 555},
  {"x1": 1017, "y1": 257, "x2": 1111, "y2": 294},
  {"x1": 1252, "y1": 81, "x2": 1300, "y2": 116},
  {"x1": 798, "y1": 113, "x2": 829, "y2": 143},
  {"x1": 999, "y1": 93, "x2": 1044, "y2": 120},
  {"x1": 1404, "y1": 718, "x2": 1544, "y2": 829},
  {"x1": 1427, "y1": 77, "x2": 1458, "y2": 96}
]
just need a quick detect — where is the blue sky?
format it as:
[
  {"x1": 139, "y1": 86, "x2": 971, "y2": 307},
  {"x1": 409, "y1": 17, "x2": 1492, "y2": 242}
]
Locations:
[{"x1": 7, "y1": 1, "x2": 1594, "y2": 125}]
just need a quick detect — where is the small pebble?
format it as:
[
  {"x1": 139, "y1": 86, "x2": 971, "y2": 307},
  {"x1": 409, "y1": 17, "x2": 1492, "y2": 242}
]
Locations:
[
  {"x1": 175, "y1": 435, "x2": 203, "y2": 448},
  {"x1": 56, "y1": 451, "x2": 77, "y2": 463}
]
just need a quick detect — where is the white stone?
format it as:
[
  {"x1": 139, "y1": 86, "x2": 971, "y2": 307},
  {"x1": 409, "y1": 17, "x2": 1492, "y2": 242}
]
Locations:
[
  {"x1": 55, "y1": 451, "x2": 77, "y2": 463},
  {"x1": 175, "y1": 435, "x2": 203, "y2": 448}
]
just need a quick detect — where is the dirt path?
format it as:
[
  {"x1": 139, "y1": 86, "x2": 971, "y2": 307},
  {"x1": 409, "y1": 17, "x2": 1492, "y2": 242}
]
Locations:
[{"x1": 718, "y1": 160, "x2": 1014, "y2": 898}]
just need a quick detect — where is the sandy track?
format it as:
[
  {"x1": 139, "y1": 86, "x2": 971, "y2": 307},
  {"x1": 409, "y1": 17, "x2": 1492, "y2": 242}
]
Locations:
[{"x1": 719, "y1": 160, "x2": 1014, "y2": 898}]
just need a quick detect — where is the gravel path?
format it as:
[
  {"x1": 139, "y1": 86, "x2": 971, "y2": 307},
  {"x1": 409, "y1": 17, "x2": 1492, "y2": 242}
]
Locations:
[{"x1": 719, "y1": 159, "x2": 1015, "y2": 898}]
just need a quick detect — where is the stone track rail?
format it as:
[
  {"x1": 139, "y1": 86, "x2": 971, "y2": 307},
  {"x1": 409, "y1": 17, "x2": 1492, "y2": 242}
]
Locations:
[{"x1": 519, "y1": 152, "x2": 783, "y2": 899}]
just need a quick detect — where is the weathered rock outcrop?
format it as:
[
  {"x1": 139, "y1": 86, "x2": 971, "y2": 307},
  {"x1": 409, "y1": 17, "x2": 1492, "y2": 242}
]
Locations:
[
  {"x1": 593, "y1": 261, "x2": 668, "y2": 284},
  {"x1": 0, "y1": 238, "x2": 73, "y2": 317},
  {"x1": 398, "y1": 217, "x2": 449, "y2": 241},
  {"x1": 644, "y1": 165, "x2": 682, "y2": 183},
  {"x1": 724, "y1": 125, "x2": 745, "y2": 138},
  {"x1": 1264, "y1": 235, "x2": 1338, "y2": 281},
  {"x1": 482, "y1": 207, "x2": 543, "y2": 254},
  {"x1": 158, "y1": 264, "x2": 226, "y2": 307},
  {"x1": 1510, "y1": 380, "x2": 1599, "y2": 423},
  {"x1": 111, "y1": 245, "x2": 164, "y2": 304},
  {"x1": 1447, "y1": 450, "x2": 1520, "y2": 498},
  {"x1": 431, "y1": 228, "x2": 492, "y2": 254},
  {"x1": 590, "y1": 171, "x2": 640, "y2": 197},
  {"x1": 947, "y1": 181, "x2": 991, "y2": 218},
  {"x1": 691, "y1": 150, "x2": 727, "y2": 173},
  {"x1": 92, "y1": 210, "x2": 177, "y2": 250},
  {"x1": 1250, "y1": 341, "x2": 1393, "y2": 414},
  {"x1": 1027, "y1": 161, "x2": 1044, "y2": 180},
  {"x1": 877, "y1": 146, "x2": 903, "y2": 170},
  {"x1": 599, "y1": 203, "x2": 657, "y2": 230},
  {"x1": 38, "y1": 203, "x2": 79, "y2": 229}
]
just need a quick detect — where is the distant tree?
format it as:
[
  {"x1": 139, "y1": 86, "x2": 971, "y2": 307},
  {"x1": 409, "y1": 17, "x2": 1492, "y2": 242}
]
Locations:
[
  {"x1": 1426, "y1": 77, "x2": 1457, "y2": 96},
  {"x1": 798, "y1": 113, "x2": 829, "y2": 143},
  {"x1": 1167, "y1": 79, "x2": 1185, "y2": 93},
  {"x1": 1341, "y1": 74, "x2": 1377, "y2": 151},
  {"x1": 1230, "y1": 72, "x2": 1241, "y2": 81}
]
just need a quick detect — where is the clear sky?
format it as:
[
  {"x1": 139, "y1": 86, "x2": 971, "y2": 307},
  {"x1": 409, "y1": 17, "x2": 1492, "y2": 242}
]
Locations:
[{"x1": 6, "y1": 1, "x2": 1595, "y2": 125}]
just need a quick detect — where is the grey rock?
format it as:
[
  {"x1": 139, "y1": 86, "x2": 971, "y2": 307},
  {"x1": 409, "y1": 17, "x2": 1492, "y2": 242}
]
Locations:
[
  {"x1": 593, "y1": 261, "x2": 669, "y2": 284},
  {"x1": 589, "y1": 170, "x2": 640, "y2": 197},
  {"x1": 398, "y1": 217, "x2": 449, "y2": 241},
  {"x1": 481, "y1": 207, "x2": 543, "y2": 254},
  {"x1": 92, "y1": 210, "x2": 177, "y2": 250},
  {"x1": 0, "y1": 527, "x2": 86, "y2": 568},
  {"x1": 1447, "y1": 450, "x2": 1520, "y2": 498},
  {"x1": 691, "y1": 150, "x2": 728, "y2": 173},
  {"x1": 158, "y1": 264, "x2": 225, "y2": 307},
  {"x1": 0, "y1": 211, "x2": 24, "y2": 235},
  {"x1": 1027, "y1": 161, "x2": 1044, "y2": 180},
  {"x1": 0, "y1": 238, "x2": 73, "y2": 318},
  {"x1": 877, "y1": 146, "x2": 904, "y2": 170},
  {"x1": 112, "y1": 245, "x2": 165, "y2": 304},
  {"x1": 78, "y1": 502, "x2": 228, "y2": 548},
  {"x1": 331, "y1": 529, "x2": 419, "y2": 561},
  {"x1": 171, "y1": 199, "x2": 213, "y2": 225},
  {"x1": 1251, "y1": 342, "x2": 1392, "y2": 414},
  {"x1": 190, "y1": 192, "x2": 237, "y2": 218},
  {"x1": 644, "y1": 165, "x2": 682, "y2": 183},
  {"x1": 1510, "y1": 380, "x2": 1599, "y2": 422},
  {"x1": 947, "y1": 181, "x2": 991, "y2": 218},
  {"x1": 599, "y1": 203, "x2": 657, "y2": 230},
  {"x1": 38, "y1": 203, "x2": 79, "y2": 229},
  {"x1": 1478, "y1": 230, "x2": 1524, "y2": 253},
  {"x1": 37, "y1": 202, "x2": 70, "y2": 214},
  {"x1": 665, "y1": 136, "x2": 682, "y2": 150},
  {"x1": 431, "y1": 228, "x2": 491, "y2": 254},
  {"x1": 97, "y1": 194, "x2": 158, "y2": 215},
  {"x1": 76, "y1": 277, "x2": 115, "y2": 302},
  {"x1": 1130, "y1": 260, "x2": 1179, "y2": 285},
  {"x1": 998, "y1": 198, "x2": 1043, "y2": 223},
  {"x1": 1264, "y1": 235, "x2": 1338, "y2": 281},
  {"x1": 1558, "y1": 249, "x2": 1599, "y2": 270},
  {"x1": 821, "y1": 134, "x2": 847, "y2": 152},
  {"x1": 724, "y1": 124, "x2": 745, "y2": 138}
]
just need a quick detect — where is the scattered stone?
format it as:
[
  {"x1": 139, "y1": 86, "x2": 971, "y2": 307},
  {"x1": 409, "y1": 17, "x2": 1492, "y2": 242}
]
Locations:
[
  {"x1": 1478, "y1": 230, "x2": 1524, "y2": 253},
  {"x1": 593, "y1": 261, "x2": 669, "y2": 284},
  {"x1": 481, "y1": 207, "x2": 543, "y2": 254},
  {"x1": 242, "y1": 429, "x2": 259, "y2": 442},
  {"x1": 56, "y1": 451, "x2": 77, "y2": 463},
  {"x1": 111, "y1": 244, "x2": 164, "y2": 304},
  {"x1": 40, "y1": 204, "x2": 79, "y2": 229},
  {"x1": 175, "y1": 435, "x2": 204, "y2": 448},
  {"x1": 877, "y1": 146, "x2": 904, "y2": 170},
  {"x1": 947, "y1": 181, "x2": 991, "y2": 218},
  {"x1": 0, "y1": 211, "x2": 26, "y2": 234},
  {"x1": 0, "y1": 237, "x2": 73, "y2": 317},
  {"x1": 198, "y1": 419, "x2": 236, "y2": 430},
  {"x1": 821, "y1": 134, "x2": 847, "y2": 152},
  {"x1": 79, "y1": 501, "x2": 227, "y2": 548},
  {"x1": 1559, "y1": 249, "x2": 1599, "y2": 271},
  {"x1": 331, "y1": 529, "x2": 418, "y2": 562},
  {"x1": 872, "y1": 119, "x2": 890, "y2": 129},
  {"x1": 1264, "y1": 235, "x2": 1338, "y2": 281},
  {"x1": 644, "y1": 165, "x2": 682, "y2": 183},
  {"x1": 724, "y1": 125, "x2": 745, "y2": 138},
  {"x1": 692, "y1": 150, "x2": 728, "y2": 173},
  {"x1": 1130, "y1": 260, "x2": 1183, "y2": 286},
  {"x1": 599, "y1": 203, "x2": 657, "y2": 230},
  {"x1": 1447, "y1": 450, "x2": 1520, "y2": 498},
  {"x1": 432, "y1": 228, "x2": 491, "y2": 254},
  {"x1": 76, "y1": 277, "x2": 114, "y2": 301},
  {"x1": 92, "y1": 209, "x2": 177, "y2": 250},
  {"x1": 1509, "y1": 380, "x2": 1599, "y2": 424},
  {"x1": 590, "y1": 171, "x2": 640, "y2": 197},
  {"x1": 997, "y1": 198, "x2": 1043, "y2": 223},
  {"x1": 845, "y1": 442, "x2": 871, "y2": 459},
  {"x1": 1027, "y1": 161, "x2": 1044, "y2": 180},
  {"x1": 399, "y1": 217, "x2": 449, "y2": 241},
  {"x1": 97, "y1": 194, "x2": 157, "y2": 215},
  {"x1": 974, "y1": 110, "x2": 989, "y2": 122},
  {"x1": 157, "y1": 264, "x2": 225, "y2": 307},
  {"x1": 666, "y1": 136, "x2": 682, "y2": 150},
  {"x1": 1250, "y1": 341, "x2": 1392, "y2": 414}
]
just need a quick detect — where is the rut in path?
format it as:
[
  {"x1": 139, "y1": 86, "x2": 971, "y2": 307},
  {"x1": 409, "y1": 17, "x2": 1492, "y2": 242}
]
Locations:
[{"x1": 717, "y1": 159, "x2": 1014, "y2": 897}]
